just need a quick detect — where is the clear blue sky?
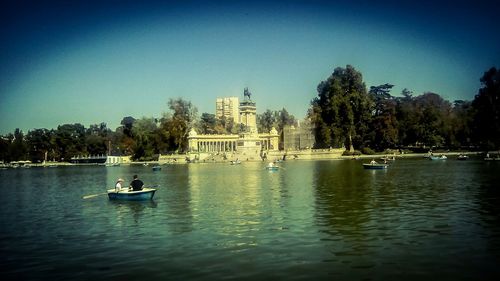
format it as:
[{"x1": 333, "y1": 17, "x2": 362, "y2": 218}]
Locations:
[{"x1": 1, "y1": 0, "x2": 499, "y2": 134}]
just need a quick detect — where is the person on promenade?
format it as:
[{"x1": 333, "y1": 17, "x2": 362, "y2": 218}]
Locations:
[
  {"x1": 115, "y1": 178, "x2": 124, "y2": 192},
  {"x1": 129, "y1": 175, "x2": 144, "y2": 191}
]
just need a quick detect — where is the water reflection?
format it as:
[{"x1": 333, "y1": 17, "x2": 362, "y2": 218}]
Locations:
[
  {"x1": 165, "y1": 165, "x2": 193, "y2": 234},
  {"x1": 313, "y1": 161, "x2": 372, "y2": 238},
  {"x1": 189, "y1": 162, "x2": 264, "y2": 249},
  {"x1": 2, "y1": 160, "x2": 500, "y2": 280},
  {"x1": 109, "y1": 200, "x2": 157, "y2": 224}
]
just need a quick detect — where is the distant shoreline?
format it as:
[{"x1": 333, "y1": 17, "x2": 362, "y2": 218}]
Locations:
[{"x1": 1, "y1": 151, "x2": 487, "y2": 168}]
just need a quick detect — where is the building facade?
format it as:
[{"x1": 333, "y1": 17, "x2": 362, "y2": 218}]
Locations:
[
  {"x1": 188, "y1": 88, "x2": 279, "y2": 161},
  {"x1": 283, "y1": 120, "x2": 315, "y2": 150},
  {"x1": 216, "y1": 96, "x2": 239, "y2": 123}
]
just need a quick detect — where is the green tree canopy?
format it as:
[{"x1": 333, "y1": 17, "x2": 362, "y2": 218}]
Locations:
[
  {"x1": 472, "y1": 67, "x2": 500, "y2": 149},
  {"x1": 310, "y1": 65, "x2": 371, "y2": 149}
]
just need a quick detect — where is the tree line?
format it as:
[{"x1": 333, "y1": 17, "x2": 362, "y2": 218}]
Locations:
[
  {"x1": 309, "y1": 65, "x2": 500, "y2": 153},
  {"x1": 0, "y1": 98, "x2": 296, "y2": 162},
  {"x1": 1, "y1": 65, "x2": 498, "y2": 162},
  {"x1": 0, "y1": 99, "x2": 197, "y2": 163}
]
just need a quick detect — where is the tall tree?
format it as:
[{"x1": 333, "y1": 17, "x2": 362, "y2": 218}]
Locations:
[
  {"x1": 368, "y1": 84, "x2": 398, "y2": 150},
  {"x1": 9, "y1": 129, "x2": 28, "y2": 161},
  {"x1": 449, "y1": 100, "x2": 473, "y2": 148},
  {"x1": 159, "y1": 98, "x2": 198, "y2": 152},
  {"x1": 53, "y1": 124, "x2": 86, "y2": 161},
  {"x1": 26, "y1": 128, "x2": 52, "y2": 162},
  {"x1": 413, "y1": 93, "x2": 451, "y2": 147},
  {"x1": 311, "y1": 65, "x2": 371, "y2": 149},
  {"x1": 472, "y1": 67, "x2": 500, "y2": 149},
  {"x1": 120, "y1": 116, "x2": 136, "y2": 138},
  {"x1": 131, "y1": 117, "x2": 158, "y2": 160},
  {"x1": 257, "y1": 109, "x2": 277, "y2": 133},
  {"x1": 199, "y1": 113, "x2": 217, "y2": 134}
]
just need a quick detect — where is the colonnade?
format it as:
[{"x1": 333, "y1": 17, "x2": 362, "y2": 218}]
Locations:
[{"x1": 196, "y1": 140, "x2": 238, "y2": 152}]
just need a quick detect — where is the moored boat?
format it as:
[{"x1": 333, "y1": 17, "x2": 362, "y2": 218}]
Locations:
[
  {"x1": 107, "y1": 188, "x2": 156, "y2": 201},
  {"x1": 457, "y1": 154, "x2": 468, "y2": 160},
  {"x1": 363, "y1": 163, "x2": 388, "y2": 169}
]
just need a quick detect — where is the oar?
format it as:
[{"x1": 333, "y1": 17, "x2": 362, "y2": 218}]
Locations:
[{"x1": 82, "y1": 192, "x2": 107, "y2": 199}]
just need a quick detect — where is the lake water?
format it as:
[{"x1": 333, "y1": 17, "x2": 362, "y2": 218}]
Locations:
[{"x1": 1, "y1": 158, "x2": 500, "y2": 280}]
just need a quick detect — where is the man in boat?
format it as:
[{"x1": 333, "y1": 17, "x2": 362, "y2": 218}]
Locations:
[
  {"x1": 370, "y1": 159, "x2": 377, "y2": 164},
  {"x1": 129, "y1": 175, "x2": 144, "y2": 191}
]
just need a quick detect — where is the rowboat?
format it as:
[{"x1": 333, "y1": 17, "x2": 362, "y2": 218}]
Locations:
[
  {"x1": 266, "y1": 162, "x2": 279, "y2": 171},
  {"x1": 363, "y1": 163, "x2": 388, "y2": 169},
  {"x1": 266, "y1": 166, "x2": 279, "y2": 171},
  {"x1": 152, "y1": 166, "x2": 161, "y2": 171},
  {"x1": 380, "y1": 156, "x2": 396, "y2": 161},
  {"x1": 429, "y1": 155, "x2": 447, "y2": 160},
  {"x1": 107, "y1": 188, "x2": 156, "y2": 201}
]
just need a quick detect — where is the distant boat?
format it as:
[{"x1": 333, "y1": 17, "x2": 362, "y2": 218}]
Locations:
[
  {"x1": 429, "y1": 155, "x2": 447, "y2": 160},
  {"x1": 363, "y1": 163, "x2": 388, "y2": 169},
  {"x1": 484, "y1": 156, "x2": 500, "y2": 161},
  {"x1": 484, "y1": 152, "x2": 500, "y2": 161},
  {"x1": 105, "y1": 163, "x2": 120, "y2": 167},
  {"x1": 266, "y1": 163, "x2": 279, "y2": 171},
  {"x1": 230, "y1": 160, "x2": 241, "y2": 165},
  {"x1": 152, "y1": 166, "x2": 161, "y2": 171},
  {"x1": 107, "y1": 188, "x2": 156, "y2": 201},
  {"x1": 380, "y1": 156, "x2": 396, "y2": 161},
  {"x1": 457, "y1": 154, "x2": 469, "y2": 160}
]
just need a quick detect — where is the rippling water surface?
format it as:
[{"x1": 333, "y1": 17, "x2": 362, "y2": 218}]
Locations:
[{"x1": 1, "y1": 158, "x2": 500, "y2": 280}]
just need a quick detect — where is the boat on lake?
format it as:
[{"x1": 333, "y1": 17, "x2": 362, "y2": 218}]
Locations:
[
  {"x1": 363, "y1": 163, "x2": 388, "y2": 169},
  {"x1": 230, "y1": 160, "x2": 241, "y2": 165},
  {"x1": 484, "y1": 152, "x2": 500, "y2": 161},
  {"x1": 457, "y1": 154, "x2": 469, "y2": 160},
  {"x1": 429, "y1": 155, "x2": 447, "y2": 160},
  {"x1": 266, "y1": 162, "x2": 279, "y2": 171},
  {"x1": 380, "y1": 156, "x2": 396, "y2": 161},
  {"x1": 152, "y1": 166, "x2": 161, "y2": 171},
  {"x1": 107, "y1": 188, "x2": 156, "y2": 201}
]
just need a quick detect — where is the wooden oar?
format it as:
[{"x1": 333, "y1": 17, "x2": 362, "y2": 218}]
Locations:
[{"x1": 82, "y1": 192, "x2": 108, "y2": 199}]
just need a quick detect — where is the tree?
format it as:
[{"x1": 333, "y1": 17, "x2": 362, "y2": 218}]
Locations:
[
  {"x1": 472, "y1": 67, "x2": 500, "y2": 149},
  {"x1": 9, "y1": 129, "x2": 28, "y2": 161},
  {"x1": 120, "y1": 116, "x2": 136, "y2": 138},
  {"x1": 368, "y1": 84, "x2": 398, "y2": 150},
  {"x1": 26, "y1": 128, "x2": 53, "y2": 162},
  {"x1": 159, "y1": 98, "x2": 198, "y2": 152},
  {"x1": 53, "y1": 124, "x2": 86, "y2": 161},
  {"x1": 395, "y1": 88, "x2": 416, "y2": 145},
  {"x1": 449, "y1": 100, "x2": 473, "y2": 148},
  {"x1": 85, "y1": 123, "x2": 110, "y2": 156},
  {"x1": 131, "y1": 117, "x2": 158, "y2": 160},
  {"x1": 411, "y1": 93, "x2": 451, "y2": 147},
  {"x1": 310, "y1": 65, "x2": 371, "y2": 149},
  {"x1": 257, "y1": 109, "x2": 277, "y2": 133},
  {"x1": 199, "y1": 113, "x2": 217, "y2": 134}
]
